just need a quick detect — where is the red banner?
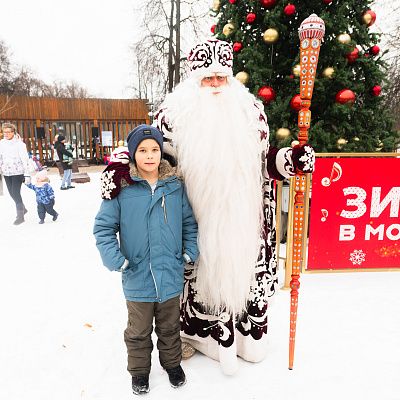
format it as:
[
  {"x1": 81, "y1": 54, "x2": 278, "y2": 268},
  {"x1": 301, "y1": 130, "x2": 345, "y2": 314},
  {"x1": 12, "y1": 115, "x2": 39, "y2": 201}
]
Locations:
[{"x1": 308, "y1": 157, "x2": 400, "y2": 270}]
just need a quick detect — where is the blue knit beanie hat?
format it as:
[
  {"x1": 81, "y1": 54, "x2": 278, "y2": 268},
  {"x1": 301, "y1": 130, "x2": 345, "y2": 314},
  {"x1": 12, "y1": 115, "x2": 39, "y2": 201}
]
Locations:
[{"x1": 127, "y1": 124, "x2": 164, "y2": 160}]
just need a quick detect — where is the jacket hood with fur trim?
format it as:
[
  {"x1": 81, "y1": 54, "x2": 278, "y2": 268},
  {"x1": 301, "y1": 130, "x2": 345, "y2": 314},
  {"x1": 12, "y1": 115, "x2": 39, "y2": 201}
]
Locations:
[{"x1": 100, "y1": 158, "x2": 182, "y2": 200}]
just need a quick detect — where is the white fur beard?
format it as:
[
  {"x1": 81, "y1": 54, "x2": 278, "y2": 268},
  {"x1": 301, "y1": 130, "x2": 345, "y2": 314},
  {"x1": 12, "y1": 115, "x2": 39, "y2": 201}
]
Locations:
[{"x1": 165, "y1": 80, "x2": 265, "y2": 314}]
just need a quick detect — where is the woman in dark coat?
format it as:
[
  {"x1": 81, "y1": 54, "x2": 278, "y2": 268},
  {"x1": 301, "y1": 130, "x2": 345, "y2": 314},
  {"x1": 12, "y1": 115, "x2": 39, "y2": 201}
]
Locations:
[{"x1": 54, "y1": 135, "x2": 74, "y2": 190}]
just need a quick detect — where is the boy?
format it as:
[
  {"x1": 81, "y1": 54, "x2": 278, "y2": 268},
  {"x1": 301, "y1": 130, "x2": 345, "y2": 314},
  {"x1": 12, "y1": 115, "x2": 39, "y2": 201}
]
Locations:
[
  {"x1": 93, "y1": 125, "x2": 198, "y2": 395},
  {"x1": 25, "y1": 170, "x2": 58, "y2": 224}
]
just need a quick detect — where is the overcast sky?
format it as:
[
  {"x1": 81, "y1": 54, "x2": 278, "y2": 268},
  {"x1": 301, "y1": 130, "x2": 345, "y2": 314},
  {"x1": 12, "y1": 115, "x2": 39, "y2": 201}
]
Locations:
[
  {"x1": 1, "y1": 0, "x2": 141, "y2": 99},
  {"x1": 0, "y1": 0, "x2": 397, "y2": 100}
]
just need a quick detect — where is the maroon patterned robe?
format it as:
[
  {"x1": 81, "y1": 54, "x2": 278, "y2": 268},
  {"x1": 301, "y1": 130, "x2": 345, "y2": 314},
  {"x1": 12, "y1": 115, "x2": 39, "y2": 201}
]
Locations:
[{"x1": 153, "y1": 103, "x2": 299, "y2": 366}]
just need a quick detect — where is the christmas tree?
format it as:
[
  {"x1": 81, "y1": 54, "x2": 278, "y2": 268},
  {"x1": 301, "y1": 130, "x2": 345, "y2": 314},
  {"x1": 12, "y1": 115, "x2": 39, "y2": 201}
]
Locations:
[{"x1": 212, "y1": 0, "x2": 399, "y2": 152}]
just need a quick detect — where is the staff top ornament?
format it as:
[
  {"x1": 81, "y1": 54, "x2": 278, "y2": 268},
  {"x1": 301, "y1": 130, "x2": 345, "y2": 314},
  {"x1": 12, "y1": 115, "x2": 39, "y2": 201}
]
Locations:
[
  {"x1": 298, "y1": 14, "x2": 325, "y2": 41},
  {"x1": 298, "y1": 14, "x2": 325, "y2": 101}
]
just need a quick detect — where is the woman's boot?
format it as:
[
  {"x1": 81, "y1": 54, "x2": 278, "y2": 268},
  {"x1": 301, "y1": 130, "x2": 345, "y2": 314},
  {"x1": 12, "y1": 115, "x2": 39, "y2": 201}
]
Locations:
[{"x1": 13, "y1": 204, "x2": 25, "y2": 225}]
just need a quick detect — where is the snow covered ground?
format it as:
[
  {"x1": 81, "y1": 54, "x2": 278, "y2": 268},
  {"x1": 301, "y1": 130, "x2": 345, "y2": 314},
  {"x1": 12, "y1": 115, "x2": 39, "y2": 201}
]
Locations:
[{"x1": 1, "y1": 167, "x2": 399, "y2": 400}]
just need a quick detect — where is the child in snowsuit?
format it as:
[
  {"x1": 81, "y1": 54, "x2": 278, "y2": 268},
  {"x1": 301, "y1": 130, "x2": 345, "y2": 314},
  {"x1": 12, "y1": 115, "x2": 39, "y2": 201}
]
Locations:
[
  {"x1": 25, "y1": 170, "x2": 58, "y2": 224},
  {"x1": 63, "y1": 144, "x2": 73, "y2": 165},
  {"x1": 93, "y1": 125, "x2": 199, "y2": 395}
]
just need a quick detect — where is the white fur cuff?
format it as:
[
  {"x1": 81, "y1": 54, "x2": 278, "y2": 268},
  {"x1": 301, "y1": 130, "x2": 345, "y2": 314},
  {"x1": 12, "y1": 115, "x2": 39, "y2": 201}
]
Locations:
[{"x1": 275, "y1": 147, "x2": 296, "y2": 178}]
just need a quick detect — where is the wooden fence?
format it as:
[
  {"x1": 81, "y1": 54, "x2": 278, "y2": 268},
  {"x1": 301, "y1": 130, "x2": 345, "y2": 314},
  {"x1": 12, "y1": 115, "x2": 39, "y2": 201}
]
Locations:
[{"x1": 0, "y1": 95, "x2": 149, "y2": 163}]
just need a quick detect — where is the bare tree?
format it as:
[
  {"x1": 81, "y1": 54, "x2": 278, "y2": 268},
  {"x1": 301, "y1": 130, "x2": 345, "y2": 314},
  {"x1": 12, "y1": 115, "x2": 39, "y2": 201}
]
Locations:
[
  {"x1": 130, "y1": 0, "x2": 211, "y2": 102},
  {"x1": 0, "y1": 93, "x2": 16, "y2": 114},
  {"x1": 130, "y1": 38, "x2": 168, "y2": 101},
  {"x1": 0, "y1": 37, "x2": 93, "y2": 98},
  {"x1": 375, "y1": 0, "x2": 400, "y2": 130},
  {"x1": 0, "y1": 39, "x2": 15, "y2": 94}
]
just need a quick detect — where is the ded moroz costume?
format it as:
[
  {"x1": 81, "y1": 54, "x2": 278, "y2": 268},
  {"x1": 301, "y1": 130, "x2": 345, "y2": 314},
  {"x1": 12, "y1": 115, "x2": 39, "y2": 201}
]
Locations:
[{"x1": 101, "y1": 39, "x2": 315, "y2": 375}]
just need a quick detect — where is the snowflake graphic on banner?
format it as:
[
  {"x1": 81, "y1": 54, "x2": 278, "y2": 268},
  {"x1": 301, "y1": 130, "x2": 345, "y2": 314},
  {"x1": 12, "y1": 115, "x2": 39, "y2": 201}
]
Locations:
[{"x1": 349, "y1": 249, "x2": 366, "y2": 265}]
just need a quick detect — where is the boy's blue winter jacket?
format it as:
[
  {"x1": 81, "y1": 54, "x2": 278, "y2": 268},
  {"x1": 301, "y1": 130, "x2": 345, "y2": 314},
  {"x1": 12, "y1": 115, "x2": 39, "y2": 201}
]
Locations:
[
  {"x1": 93, "y1": 160, "x2": 199, "y2": 303},
  {"x1": 26, "y1": 182, "x2": 55, "y2": 204}
]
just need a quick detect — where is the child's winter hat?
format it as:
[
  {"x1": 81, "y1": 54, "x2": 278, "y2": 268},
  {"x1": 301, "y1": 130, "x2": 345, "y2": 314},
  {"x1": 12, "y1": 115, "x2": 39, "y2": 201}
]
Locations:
[
  {"x1": 36, "y1": 170, "x2": 48, "y2": 181},
  {"x1": 57, "y1": 135, "x2": 66, "y2": 142},
  {"x1": 127, "y1": 125, "x2": 164, "y2": 160}
]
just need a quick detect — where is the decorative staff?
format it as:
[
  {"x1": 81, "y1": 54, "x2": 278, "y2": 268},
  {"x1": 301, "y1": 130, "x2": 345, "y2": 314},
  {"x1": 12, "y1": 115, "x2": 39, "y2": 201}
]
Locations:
[{"x1": 289, "y1": 14, "x2": 325, "y2": 370}]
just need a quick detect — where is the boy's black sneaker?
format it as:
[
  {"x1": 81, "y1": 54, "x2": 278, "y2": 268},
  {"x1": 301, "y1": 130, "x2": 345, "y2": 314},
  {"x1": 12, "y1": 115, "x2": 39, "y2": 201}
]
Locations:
[
  {"x1": 131, "y1": 376, "x2": 149, "y2": 395},
  {"x1": 60, "y1": 187, "x2": 68, "y2": 190},
  {"x1": 67, "y1": 185, "x2": 75, "y2": 189},
  {"x1": 39, "y1": 220, "x2": 44, "y2": 224},
  {"x1": 165, "y1": 365, "x2": 186, "y2": 388},
  {"x1": 52, "y1": 213, "x2": 59, "y2": 221}
]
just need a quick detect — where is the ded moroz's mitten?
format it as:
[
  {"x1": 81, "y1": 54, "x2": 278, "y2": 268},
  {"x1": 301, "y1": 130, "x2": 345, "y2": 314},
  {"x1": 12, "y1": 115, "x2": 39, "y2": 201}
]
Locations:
[
  {"x1": 291, "y1": 143, "x2": 315, "y2": 173},
  {"x1": 100, "y1": 148, "x2": 134, "y2": 200}
]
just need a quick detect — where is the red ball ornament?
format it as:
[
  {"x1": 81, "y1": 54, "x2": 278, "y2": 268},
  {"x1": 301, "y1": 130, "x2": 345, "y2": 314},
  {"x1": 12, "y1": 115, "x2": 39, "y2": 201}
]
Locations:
[
  {"x1": 233, "y1": 42, "x2": 243, "y2": 52},
  {"x1": 322, "y1": 0, "x2": 333, "y2": 3},
  {"x1": 290, "y1": 94, "x2": 302, "y2": 112},
  {"x1": 369, "y1": 45, "x2": 380, "y2": 56},
  {"x1": 258, "y1": 86, "x2": 275, "y2": 103},
  {"x1": 211, "y1": 25, "x2": 216, "y2": 34},
  {"x1": 335, "y1": 89, "x2": 355, "y2": 106},
  {"x1": 284, "y1": 4, "x2": 296, "y2": 16},
  {"x1": 260, "y1": 0, "x2": 277, "y2": 10},
  {"x1": 229, "y1": 0, "x2": 238, "y2": 4},
  {"x1": 363, "y1": 10, "x2": 377, "y2": 27},
  {"x1": 370, "y1": 85, "x2": 381, "y2": 97},
  {"x1": 246, "y1": 12, "x2": 256, "y2": 24},
  {"x1": 344, "y1": 47, "x2": 359, "y2": 64}
]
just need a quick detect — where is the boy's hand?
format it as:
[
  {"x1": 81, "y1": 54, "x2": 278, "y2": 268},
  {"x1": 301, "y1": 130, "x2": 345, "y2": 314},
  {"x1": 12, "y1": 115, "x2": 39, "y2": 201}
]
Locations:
[
  {"x1": 51, "y1": 199, "x2": 55, "y2": 206},
  {"x1": 183, "y1": 253, "x2": 194, "y2": 265}
]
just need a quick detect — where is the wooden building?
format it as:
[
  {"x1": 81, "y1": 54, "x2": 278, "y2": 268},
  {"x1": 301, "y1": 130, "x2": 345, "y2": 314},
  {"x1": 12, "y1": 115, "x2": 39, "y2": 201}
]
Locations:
[{"x1": 0, "y1": 95, "x2": 149, "y2": 163}]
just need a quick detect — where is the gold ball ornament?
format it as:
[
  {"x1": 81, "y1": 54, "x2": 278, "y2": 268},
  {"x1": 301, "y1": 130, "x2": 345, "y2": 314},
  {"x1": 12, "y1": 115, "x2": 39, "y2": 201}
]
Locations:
[
  {"x1": 353, "y1": 137, "x2": 360, "y2": 141},
  {"x1": 235, "y1": 71, "x2": 249, "y2": 84},
  {"x1": 338, "y1": 33, "x2": 351, "y2": 44},
  {"x1": 118, "y1": 140, "x2": 125, "y2": 147},
  {"x1": 376, "y1": 141, "x2": 383, "y2": 151},
  {"x1": 263, "y1": 28, "x2": 279, "y2": 44},
  {"x1": 337, "y1": 138, "x2": 347, "y2": 149},
  {"x1": 322, "y1": 67, "x2": 334, "y2": 79},
  {"x1": 223, "y1": 23, "x2": 235, "y2": 36},
  {"x1": 276, "y1": 128, "x2": 291, "y2": 141},
  {"x1": 292, "y1": 64, "x2": 301, "y2": 77},
  {"x1": 361, "y1": 13, "x2": 372, "y2": 25},
  {"x1": 291, "y1": 140, "x2": 300, "y2": 147},
  {"x1": 213, "y1": 0, "x2": 220, "y2": 10}
]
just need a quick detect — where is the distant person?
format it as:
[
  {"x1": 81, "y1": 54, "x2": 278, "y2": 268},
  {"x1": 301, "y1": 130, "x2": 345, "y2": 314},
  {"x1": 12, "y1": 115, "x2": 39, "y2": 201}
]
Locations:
[
  {"x1": 92, "y1": 136, "x2": 100, "y2": 164},
  {"x1": 54, "y1": 135, "x2": 75, "y2": 190},
  {"x1": 25, "y1": 170, "x2": 58, "y2": 224},
  {"x1": 93, "y1": 125, "x2": 199, "y2": 395},
  {"x1": 0, "y1": 123, "x2": 31, "y2": 225}
]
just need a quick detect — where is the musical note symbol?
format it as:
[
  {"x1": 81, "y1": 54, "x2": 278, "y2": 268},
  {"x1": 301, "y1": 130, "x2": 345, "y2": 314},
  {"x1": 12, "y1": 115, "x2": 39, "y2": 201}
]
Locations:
[
  {"x1": 321, "y1": 209, "x2": 328, "y2": 222},
  {"x1": 321, "y1": 162, "x2": 342, "y2": 187}
]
